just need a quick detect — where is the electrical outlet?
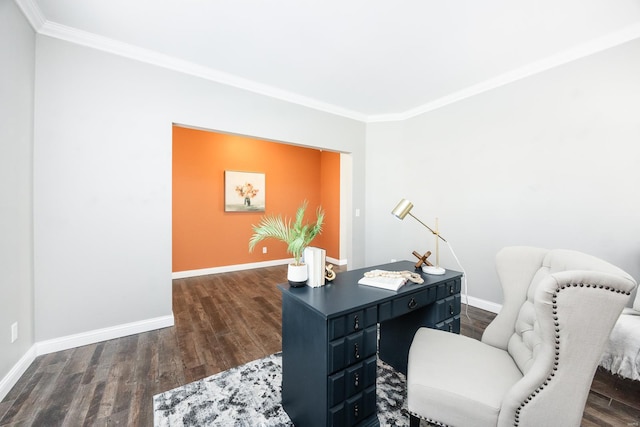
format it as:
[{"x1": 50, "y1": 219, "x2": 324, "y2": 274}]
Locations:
[
  {"x1": 262, "y1": 247, "x2": 267, "y2": 254},
  {"x1": 11, "y1": 322, "x2": 18, "y2": 343}
]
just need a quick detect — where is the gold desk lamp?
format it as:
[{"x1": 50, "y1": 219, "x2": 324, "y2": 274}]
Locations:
[{"x1": 392, "y1": 198, "x2": 446, "y2": 275}]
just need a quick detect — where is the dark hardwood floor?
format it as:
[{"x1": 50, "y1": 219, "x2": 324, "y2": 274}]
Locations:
[{"x1": 1, "y1": 265, "x2": 639, "y2": 426}]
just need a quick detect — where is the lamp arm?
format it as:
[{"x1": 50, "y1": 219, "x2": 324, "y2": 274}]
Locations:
[{"x1": 408, "y1": 212, "x2": 448, "y2": 243}]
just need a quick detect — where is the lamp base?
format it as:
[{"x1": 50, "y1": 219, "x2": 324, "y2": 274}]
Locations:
[{"x1": 422, "y1": 265, "x2": 446, "y2": 275}]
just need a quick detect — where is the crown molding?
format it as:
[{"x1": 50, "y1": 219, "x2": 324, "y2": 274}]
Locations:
[
  {"x1": 36, "y1": 20, "x2": 368, "y2": 122},
  {"x1": 14, "y1": 0, "x2": 640, "y2": 124},
  {"x1": 367, "y1": 22, "x2": 640, "y2": 123},
  {"x1": 13, "y1": 0, "x2": 45, "y2": 31}
]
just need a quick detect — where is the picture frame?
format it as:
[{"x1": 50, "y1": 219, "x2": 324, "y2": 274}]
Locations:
[{"x1": 224, "y1": 170, "x2": 266, "y2": 212}]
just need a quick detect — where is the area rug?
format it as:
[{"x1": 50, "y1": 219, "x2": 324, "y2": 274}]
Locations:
[{"x1": 153, "y1": 352, "x2": 410, "y2": 426}]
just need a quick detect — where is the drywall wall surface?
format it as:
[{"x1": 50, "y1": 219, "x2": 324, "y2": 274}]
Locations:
[
  {"x1": 33, "y1": 35, "x2": 366, "y2": 341},
  {"x1": 365, "y1": 38, "x2": 640, "y2": 305},
  {"x1": 0, "y1": 0, "x2": 35, "y2": 385}
]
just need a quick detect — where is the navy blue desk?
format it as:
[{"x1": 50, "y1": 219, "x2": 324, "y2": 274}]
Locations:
[{"x1": 278, "y1": 261, "x2": 463, "y2": 427}]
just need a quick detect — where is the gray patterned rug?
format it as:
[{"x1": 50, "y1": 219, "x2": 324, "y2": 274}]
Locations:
[{"x1": 153, "y1": 352, "x2": 410, "y2": 426}]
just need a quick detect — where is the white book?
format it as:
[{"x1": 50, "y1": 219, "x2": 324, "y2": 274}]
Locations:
[
  {"x1": 304, "y1": 247, "x2": 326, "y2": 287},
  {"x1": 357, "y1": 276, "x2": 407, "y2": 291}
]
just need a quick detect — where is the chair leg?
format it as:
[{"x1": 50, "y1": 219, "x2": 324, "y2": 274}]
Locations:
[{"x1": 410, "y1": 414, "x2": 421, "y2": 427}]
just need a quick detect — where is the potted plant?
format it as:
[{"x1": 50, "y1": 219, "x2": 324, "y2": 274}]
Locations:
[{"x1": 249, "y1": 200, "x2": 325, "y2": 287}]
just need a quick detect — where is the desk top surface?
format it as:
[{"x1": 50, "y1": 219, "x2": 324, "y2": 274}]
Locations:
[{"x1": 278, "y1": 260, "x2": 462, "y2": 318}]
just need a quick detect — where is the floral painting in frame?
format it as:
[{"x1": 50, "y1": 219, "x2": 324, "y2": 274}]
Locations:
[{"x1": 224, "y1": 170, "x2": 266, "y2": 212}]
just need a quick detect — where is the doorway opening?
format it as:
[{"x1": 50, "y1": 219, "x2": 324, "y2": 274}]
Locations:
[{"x1": 172, "y1": 124, "x2": 351, "y2": 278}]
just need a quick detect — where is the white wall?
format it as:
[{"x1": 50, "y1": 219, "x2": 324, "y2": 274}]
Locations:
[
  {"x1": 32, "y1": 36, "x2": 367, "y2": 342},
  {"x1": 0, "y1": 0, "x2": 35, "y2": 390},
  {"x1": 366, "y1": 38, "x2": 640, "y2": 306}
]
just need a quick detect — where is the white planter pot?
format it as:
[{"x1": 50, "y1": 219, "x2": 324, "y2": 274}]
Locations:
[{"x1": 287, "y1": 263, "x2": 308, "y2": 287}]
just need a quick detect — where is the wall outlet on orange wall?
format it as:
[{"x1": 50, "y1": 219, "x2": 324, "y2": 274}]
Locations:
[{"x1": 262, "y1": 247, "x2": 267, "y2": 254}]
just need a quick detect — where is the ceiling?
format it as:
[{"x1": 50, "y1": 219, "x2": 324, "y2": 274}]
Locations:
[{"x1": 17, "y1": 0, "x2": 640, "y2": 121}]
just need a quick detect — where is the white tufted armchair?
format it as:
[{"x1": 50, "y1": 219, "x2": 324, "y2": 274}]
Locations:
[{"x1": 407, "y1": 246, "x2": 637, "y2": 427}]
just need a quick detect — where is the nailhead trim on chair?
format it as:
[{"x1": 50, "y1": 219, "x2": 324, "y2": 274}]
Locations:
[
  {"x1": 409, "y1": 411, "x2": 452, "y2": 427},
  {"x1": 512, "y1": 283, "x2": 631, "y2": 426}
]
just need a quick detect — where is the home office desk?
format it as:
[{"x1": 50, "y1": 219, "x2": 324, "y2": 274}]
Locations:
[{"x1": 278, "y1": 261, "x2": 463, "y2": 427}]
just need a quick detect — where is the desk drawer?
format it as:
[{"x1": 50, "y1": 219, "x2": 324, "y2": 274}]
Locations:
[
  {"x1": 345, "y1": 386, "x2": 376, "y2": 426},
  {"x1": 430, "y1": 294, "x2": 461, "y2": 324},
  {"x1": 436, "y1": 278, "x2": 461, "y2": 300},
  {"x1": 328, "y1": 385, "x2": 376, "y2": 427},
  {"x1": 329, "y1": 326, "x2": 377, "y2": 374},
  {"x1": 329, "y1": 306, "x2": 377, "y2": 340},
  {"x1": 328, "y1": 356, "x2": 376, "y2": 407},
  {"x1": 435, "y1": 315, "x2": 461, "y2": 333},
  {"x1": 390, "y1": 288, "x2": 435, "y2": 318}
]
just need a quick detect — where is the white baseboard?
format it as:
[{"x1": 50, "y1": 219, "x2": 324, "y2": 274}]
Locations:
[
  {"x1": 172, "y1": 257, "x2": 349, "y2": 279},
  {"x1": 36, "y1": 314, "x2": 174, "y2": 355},
  {"x1": 463, "y1": 295, "x2": 502, "y2": 313},
  {"x1": 172, "y1": 259, "x2": 291, "y2": 279},
  {"x1": 327, "y1": 256, "x2": 347, "y2": 266},
  {"x1": 0, "y1": 345, "x2": 37, "y2": 402},
  {"x1": 0, "y1": 314, "x2": 174, "y2": 401}
]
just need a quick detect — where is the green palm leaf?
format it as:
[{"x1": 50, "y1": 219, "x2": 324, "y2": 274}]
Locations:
[{"x1": 248, "y1": 200, "x2": 324, "y2": 265}]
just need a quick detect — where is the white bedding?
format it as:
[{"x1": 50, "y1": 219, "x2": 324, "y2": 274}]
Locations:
[{"x1": 599, "y1": 308, "x2": 640, "y2": 381}]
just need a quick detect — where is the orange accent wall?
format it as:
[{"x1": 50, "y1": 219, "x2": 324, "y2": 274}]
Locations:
[
  {"x1": 172, "y1": 126, "x2": 341, "y2": 272},
  {"x1": 316, "y1": 150, "x2": 340, "y2": 257}
]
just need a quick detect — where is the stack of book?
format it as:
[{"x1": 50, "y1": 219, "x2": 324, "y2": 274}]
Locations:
[
  {"x1": 357, "y1": 270, "x2": 407, "y2": 291},
  {"x1": 304, "y1": 246, "x2": 326, "y2": 287}
]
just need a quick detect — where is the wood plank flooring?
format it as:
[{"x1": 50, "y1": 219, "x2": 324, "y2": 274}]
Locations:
[{"x1": 1, "y1": 264, "x2": 639, "y2": 426}]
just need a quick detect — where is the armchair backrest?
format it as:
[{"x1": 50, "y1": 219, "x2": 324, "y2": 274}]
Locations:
[
  {"x1": 482, "y1": 246, "x2": 548, "y2": 350},
  {"x1": 482, "y1": 246, "x2": 637, "y2": 427}
]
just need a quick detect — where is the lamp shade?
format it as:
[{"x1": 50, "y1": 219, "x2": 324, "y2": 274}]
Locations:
[{"x1": 392, "y1": 198, "x2": 413, "y2": 220}]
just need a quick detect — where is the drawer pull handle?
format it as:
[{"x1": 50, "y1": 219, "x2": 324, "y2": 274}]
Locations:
[
  {"x1": 448, "y1": 323, "x2": 453, "y2": 332},
  {"x1": 449, "y1": 285, "x2": 455, "y2": 294},
  {"x1": 354, "y1": 373, "x2": 360, "y2": 387},
  {"x1": 354, "y1": 403, "x2": 359, "y2": 418},
  {"x1": 354, "y1": 343, "x2": 360, "y2": 360},
  {"x1": 408, "y1": 298, "x2": 417, "y2": 309},
  {"x1": 449, "y1": 304, "x2": 454, "y2": 315},
  {"x1": 353, "y1": 315, "x2": 360, "y2": 331}
]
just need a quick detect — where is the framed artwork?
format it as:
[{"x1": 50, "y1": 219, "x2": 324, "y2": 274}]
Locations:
[{"x1": 225, "y1": 170, "x2": 266, "y2": 212}]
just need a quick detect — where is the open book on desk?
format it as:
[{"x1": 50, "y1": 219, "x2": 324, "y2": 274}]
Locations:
[{"x1": 357, "y1": 275, "x2": 407, "y2": 291}]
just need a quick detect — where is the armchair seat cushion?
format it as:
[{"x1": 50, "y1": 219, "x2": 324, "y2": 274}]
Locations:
[{"x1": 408, "y1": 327, "x2": 523, "y2": 427}]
